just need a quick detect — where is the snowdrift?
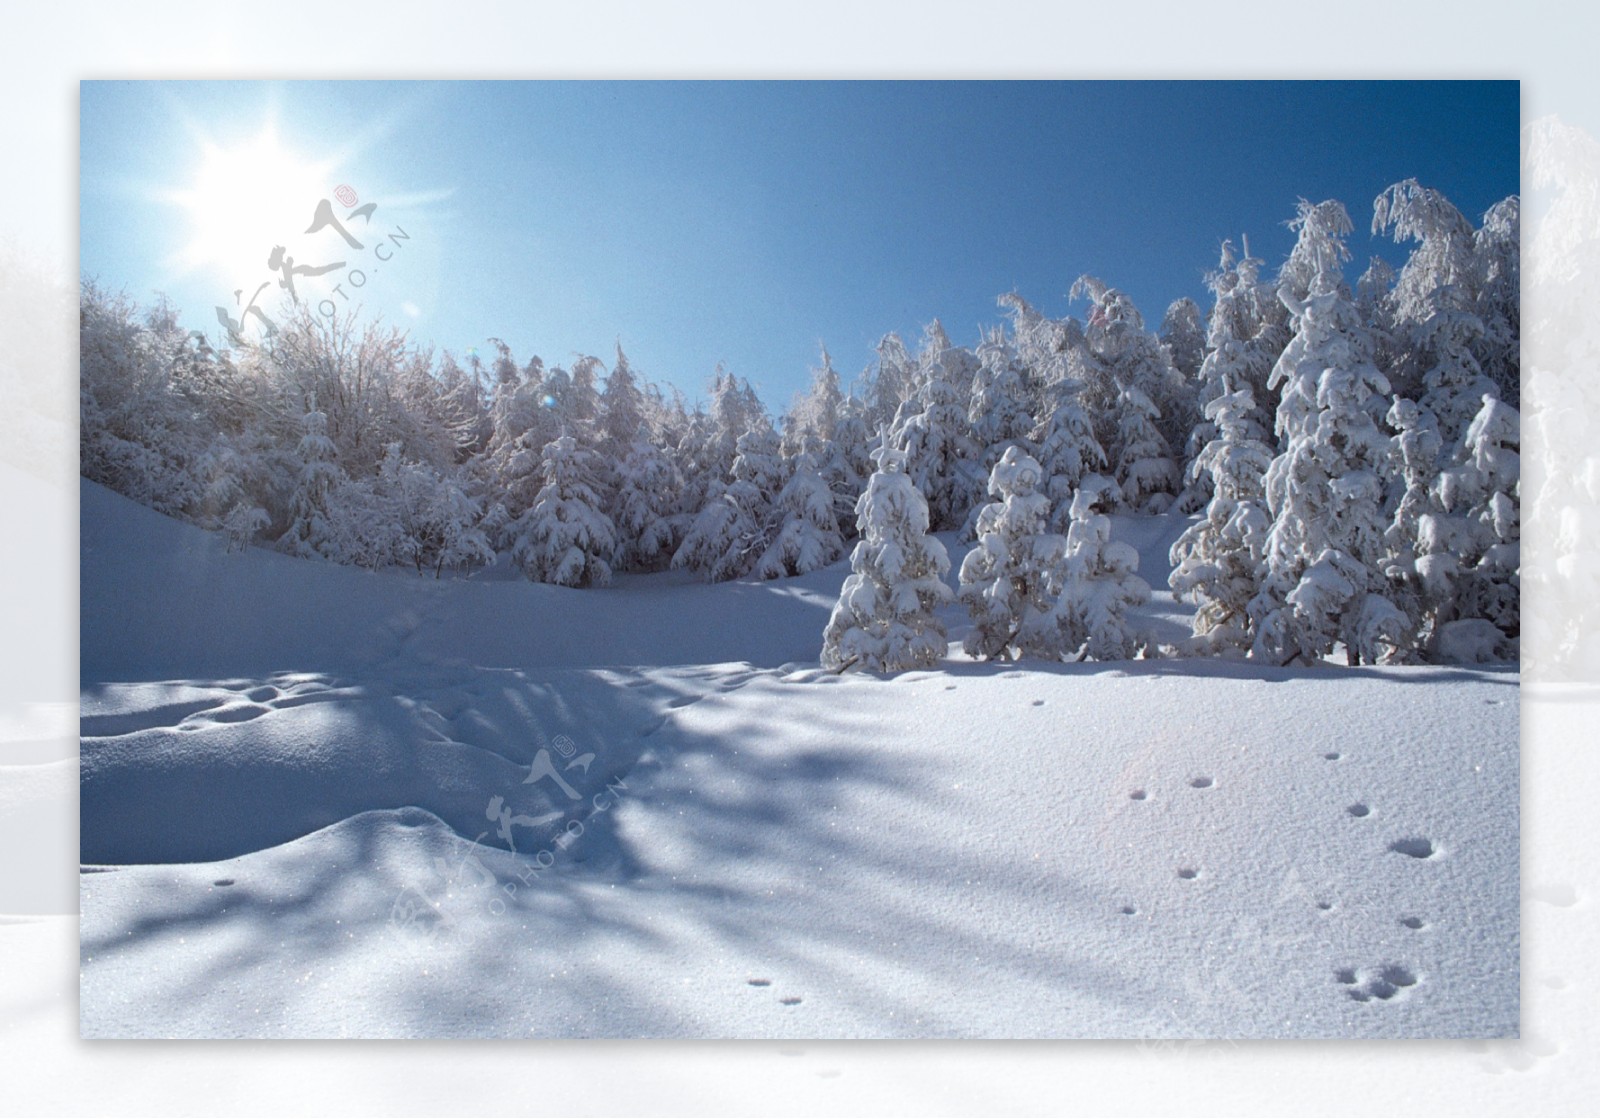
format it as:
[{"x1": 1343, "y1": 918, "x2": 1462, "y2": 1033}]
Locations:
[{"x1": 79, "y1": 480, "x2": 1519, "y2": 1038}]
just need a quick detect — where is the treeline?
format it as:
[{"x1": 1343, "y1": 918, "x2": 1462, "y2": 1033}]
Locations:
[{"x1": 80, "y1": 179, "x2": 1520, "y2": 664}]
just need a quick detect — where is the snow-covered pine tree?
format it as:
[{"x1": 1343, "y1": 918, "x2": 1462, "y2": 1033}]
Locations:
[
  {"x1": 419, "y1": 468, "x2": 495, "y2": 577},
  {"x1": 780, "y1": 351, "x2": 863, "y2": 538},
  {"x1": 916, "y1": 319, "x2": 980, "y2": 407},
  {"x1": 1160, "y1": 297, "x2": 1205, "y2": 383},
  {"x1": 1415, "y1": 303, "x2": 1499, "y2": 450},
  {"x1": 1176, "y1": 240, "x2": 1279, "y2": 512},
  {"x1": 783, "y1": 347, "x2": 845, "y2": 457},
  {"x1": 1169, "y1": 387, "x2": 1275, "y2": 655},
  {"x1": 1070, "y1": 275, "x2": 1187, "y2": 510},
  {"x1": 1416, "y1": 394, "x2": 1521, "y2": 661},
  {"x1": 820, "y1": 432, "x2": 952, "y2": 673},
  {"x1": 672, "y1": 427, "x2": 782, "y2": 582},
  {"x1": 611, "y1": 426, "x2": 683, "y2": 572},
  {"x1": 1372, "y1": 179, "x2": 1480, "y2": 401},
  {"x1": 868, "y1": 332, "x2": 916, "y2": 430},
  {"x1": 998, "y1": 291, "x2": 1075, "y2": 408},
  {"x1": 598, "y1": 344, "x2": 648, "y2": 461},
  {"x1": 1112, "y1": 385, "x2": 1181, "y2": 513},
  {"x1": 968, "y1": 325, "x2": 1035, "y2": 476},
  {"x1": 1250, "y1": 200, "x2": 1410, "y2": 666},
  {"x1": 281, "y1": 403, "x2": 343, "y2": 560},
  {"x1": 830, "y1": 395, "x2": 875, "y2": 536},
  {"x1": 1473, "y1": 196, "x2": 1521, "y2": 408},
  {"x1": 894, "y1": 358, "x2": 981, "y2": 532},
  {"x1": 1030, "y1": 389, "x2": 1107, "y2": 534},
  {"x1": 959, "y1": 445, "x2": 1069, "y2": 661},
  {"x1": 757, "y1": 449, "x2": 845, "y2": 578},
  {"x1": 1381, "y1": 396, "x2": 1445, "y2": 624},
  {"x1": 1057, "y1": 473, "x2": 1151, "y2": 661},
  {"x1": 508, "y1": 434, "x2": 618, "y2": 587}
]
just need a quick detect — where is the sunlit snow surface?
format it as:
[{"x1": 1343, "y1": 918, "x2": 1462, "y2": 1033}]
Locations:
[{"x1": 78, "y1": 480, "x2": 1517, "y2": 1038}]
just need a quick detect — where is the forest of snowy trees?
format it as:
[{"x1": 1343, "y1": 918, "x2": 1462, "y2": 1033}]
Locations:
[{"x1": 80, "y1": 179, "x2": 1520, "y2": 666}]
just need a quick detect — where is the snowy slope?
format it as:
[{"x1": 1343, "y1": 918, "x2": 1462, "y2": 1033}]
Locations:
[{"x1": 78, "y1": 480, "x2": 1518, "y2": 1038}]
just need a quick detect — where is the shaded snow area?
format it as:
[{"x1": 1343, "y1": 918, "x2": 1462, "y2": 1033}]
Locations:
[{"x1": 79, "y1": 480, "x2": 1518, "y2": 1038}]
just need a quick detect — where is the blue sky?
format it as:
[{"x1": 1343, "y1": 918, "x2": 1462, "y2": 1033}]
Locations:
[{"x1": 80, "y1": 80, "x2": 1519, "y2": 411}]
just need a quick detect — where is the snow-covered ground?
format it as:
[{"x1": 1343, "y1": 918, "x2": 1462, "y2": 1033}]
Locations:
[{"x1": 78, "y1": 479, "x2": 1518, "y2": 1038}]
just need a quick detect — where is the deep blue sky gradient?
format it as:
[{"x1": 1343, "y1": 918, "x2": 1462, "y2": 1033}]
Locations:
[{"x1": 80, "y1": 80, "x2": 1520, "y2": 410}]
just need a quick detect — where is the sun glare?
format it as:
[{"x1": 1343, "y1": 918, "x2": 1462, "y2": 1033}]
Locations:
[{"x1": 168, "y1": 126, "x2": 337, "y2": 285}]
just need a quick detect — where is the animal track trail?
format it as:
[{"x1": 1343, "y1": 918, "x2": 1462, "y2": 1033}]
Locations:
[{"x1": 80, "y1": 700, "x2": 219, "y2": 737}]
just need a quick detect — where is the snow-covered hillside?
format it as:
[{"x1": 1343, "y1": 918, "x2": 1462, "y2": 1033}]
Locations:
[{"x1": 79, "y1": 479, "x2": 1518, "y2": 1038}]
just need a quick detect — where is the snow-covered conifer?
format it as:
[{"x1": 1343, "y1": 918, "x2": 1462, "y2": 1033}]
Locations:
[
  {"x1": 1159, "y1": 297, "x2": 1205, "y2": 382},
  {"x1": 757, "y1": 450, "x2": 845, "y2": 578},
  {"x1": 959, "y1": 446, "x2": 1068, "y2": 661},
  {"x1": 968, "y1": 326, "x2": 1034, "y2": 471},
  {"x1": 894, "y1": 363, "x2": 981, "y2": 532},
  {"x1": 1415, "y1": 305, "x2": 1498, "y2": 449},
  {"x1": 820, "y1": 434, "x2": 952, "y2": 672},
  {"x1": 1250, "y1": 200, "x2": 1409, "y2": 665},
  {"x1": 1177, "y1": 241, "x2": 1278, "y2": 512},
  {"x1": 281, "y1": 405, "x2": 343, "y2": 560},
  {"x1": 1415, "y1": 394, "x2": 1520, "y2": 659},
  {"x1": 1169, "y1": 388, "x2": 1275, "y2": 655},
  {"x1": 1070, "y1": 276, "x2": 1188, "y2": 506},
  {"x1": 1031, "y1": 391, "x2": 1107, "y2": 533},
  {"x1": 1057, "y1": 474, "x2": 1151, "y2": 660},
  {"x1": 611, "y1": 430, "x2": 683, "y2": 572},
  {"x1": 672, "y1": 428, "x2": 781, "y2": 582},
  {"x1": 508, "y1": 434, "x2": 617, "y2": 587},
  {"x1": 1473, "y1": 196, "x2": 1521, "y2": 407},
  {"x1": 1112, "y1": 386, "x2": 1180, "y2": 513},
  {"x1": 222, "y1": 502, "x2": 269, "y2": 553}
]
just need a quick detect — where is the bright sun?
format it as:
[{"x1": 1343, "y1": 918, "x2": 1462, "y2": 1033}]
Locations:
[{"x1": 168, "y1": 126, "x2": 337, "y2": 286}]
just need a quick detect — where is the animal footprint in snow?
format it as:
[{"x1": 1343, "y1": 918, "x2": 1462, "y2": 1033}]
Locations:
[
  {"x1": 779, "y1": 995, "x2": 803, "y2": 1005},
  {"x1": 1389, "y1": 837, "x2": 1438, "y2": 859},
  {"x1": 1176, "y1": 867, "x2": 1200, "y2": 880},
  {"x1": 1347, "y1": 803, "x2": 1371, "y2": 818},
  {"x1": 747, "y1": 978, "x2": 771, "y2": 987},
  {"x1": 1188, "y1": 776, "x2": 1213, "y2": 789},
  {"x1": 1337, "y1": 964, "x2": 1418, "y2": 1002}
]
